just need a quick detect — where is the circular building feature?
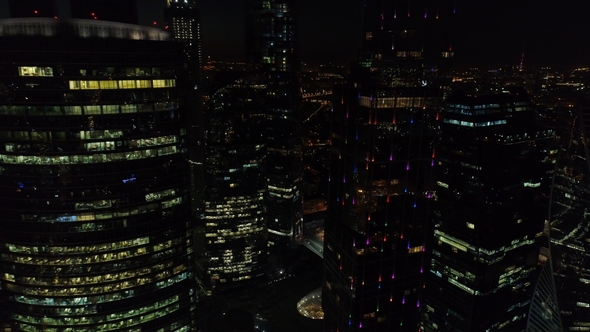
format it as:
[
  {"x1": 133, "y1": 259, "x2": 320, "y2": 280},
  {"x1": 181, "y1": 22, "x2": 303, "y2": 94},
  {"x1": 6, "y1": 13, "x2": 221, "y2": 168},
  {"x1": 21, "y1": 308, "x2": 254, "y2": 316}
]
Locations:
[{"x1": 297, "y1": 287, "x2": 324, "y2": 319}]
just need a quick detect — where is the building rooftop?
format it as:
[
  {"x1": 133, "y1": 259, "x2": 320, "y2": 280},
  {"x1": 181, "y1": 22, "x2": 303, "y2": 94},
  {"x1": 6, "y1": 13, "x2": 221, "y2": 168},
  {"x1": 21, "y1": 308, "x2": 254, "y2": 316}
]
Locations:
[{"x1": 0, "y1": 17, "x2": 170, "y2": 41}]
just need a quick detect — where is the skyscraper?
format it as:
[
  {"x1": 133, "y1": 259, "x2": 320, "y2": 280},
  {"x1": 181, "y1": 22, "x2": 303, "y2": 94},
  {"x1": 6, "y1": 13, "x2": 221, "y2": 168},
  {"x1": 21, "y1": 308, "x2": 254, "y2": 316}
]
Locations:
[
  {"x1": 245, "y1": 0, "x2": 299, "y2": 73},
  {"x1": 203, "y1": 73, "x2": 268, "y2": 286},
  {"x1": 0, "y1": 18, "x2": 195, "y2": 331},
  {"x1": 165, "y1": 0, "x2": 203, "y2": 85},
  {"x1": 422, "y1": 89, "x2": 554, "y2": 331},
  {"x1": 526, "y1": 247, "x2": 562, "y2": 331},
  {"x1": 322, "y1": 1, "x2": 454, "y2": 330},
  {"x1": 355, "y1": 0, "x2": 455, "y2": 88},
  {"x1": 542, "y1": 101, "x2": 590, "y2": 331},
  {"x1": 262, "y1": 71, "x2": 304, "y2": 250},
  {"x1": 246, "y1": 0, "x2": 303, "y2": 250},
  {"x1": 165, "y1": 0, "x2": 205, "y2": 219}
]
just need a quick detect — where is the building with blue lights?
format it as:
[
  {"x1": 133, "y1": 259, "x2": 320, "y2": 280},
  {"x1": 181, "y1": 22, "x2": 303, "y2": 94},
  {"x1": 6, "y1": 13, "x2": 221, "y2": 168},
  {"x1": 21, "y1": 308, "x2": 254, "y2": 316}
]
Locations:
[
  {"x1": 0, "y1": 18, "x2": 195, "y2": 331},
  {"x1": 422, "y1": 89, "x2": 555, "y2": 331}
]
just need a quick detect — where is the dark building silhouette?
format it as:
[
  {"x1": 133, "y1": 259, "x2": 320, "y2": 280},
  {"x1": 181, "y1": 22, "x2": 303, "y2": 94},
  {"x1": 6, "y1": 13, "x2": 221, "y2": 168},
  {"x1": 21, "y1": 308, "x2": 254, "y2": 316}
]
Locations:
[
  {"x1": 422, "y1": 89, "x2": 554, "y2": 331},
  {"x1": 245, "y1": 0, "x2": 299, "y2": 73},
  {"x1": 262, "y1": 71, "x2": 304, "y2": 250},
  {"x1": 245, "y1": 0, "x2": 303, "y2": 250},
  {"x1": 164, "y1": 0, "x2": 205, "y2": 220},
  {"x1": 355, "y1": 0, "x2": 455, "y2": 88},
  {"x1": 204, "y1": 73, "x2": 268, "y2": 286},
  {"x1": 165, "y1": 0, "x2": 203, "y2": 86},
  {"x1": 322, "y1": 1, "x2": 455, "y2": 330},
  {"x1": 0, "y1": 18, "x2": 195, "y2": 330}
]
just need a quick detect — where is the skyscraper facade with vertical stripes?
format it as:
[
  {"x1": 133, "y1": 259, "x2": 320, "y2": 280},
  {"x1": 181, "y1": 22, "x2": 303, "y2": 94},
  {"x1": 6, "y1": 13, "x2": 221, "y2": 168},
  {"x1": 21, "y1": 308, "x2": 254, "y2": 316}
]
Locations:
[{"x1": 322, "y1": 1, "x2": 455, "y2": 330}]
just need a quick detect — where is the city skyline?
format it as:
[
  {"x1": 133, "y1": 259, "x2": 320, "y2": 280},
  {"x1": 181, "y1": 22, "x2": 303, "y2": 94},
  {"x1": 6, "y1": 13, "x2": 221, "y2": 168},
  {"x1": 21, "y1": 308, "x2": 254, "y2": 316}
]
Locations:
[
  {"x1": 1, "y1": 1, "x2": 590, "y2": 331},
  {"x1": 5, "y1": 0, "x2": 589, "y2": 67},
  {"x1": 198, "y1": 0, "x2": 590, "y2": 67}
]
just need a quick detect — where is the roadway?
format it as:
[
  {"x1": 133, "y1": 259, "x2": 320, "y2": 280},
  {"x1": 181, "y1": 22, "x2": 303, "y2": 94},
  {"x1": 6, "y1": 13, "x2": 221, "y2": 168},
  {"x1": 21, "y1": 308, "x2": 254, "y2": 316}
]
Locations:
[{"x1": 302, "y1": 224, "x2": 324, "y2": 258}]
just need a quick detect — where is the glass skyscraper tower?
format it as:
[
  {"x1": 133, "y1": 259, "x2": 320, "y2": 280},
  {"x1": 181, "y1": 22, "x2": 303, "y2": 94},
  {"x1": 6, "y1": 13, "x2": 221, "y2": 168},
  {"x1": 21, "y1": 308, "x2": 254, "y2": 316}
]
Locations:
[
  {"x1": 203, "y1": 74, "x2": 268, "y2": 286},
  {"x1": 246, "y1": 0, "x2": 303, "y2": 250},
  {"x1": 0, "y1": 18, "x2": 195, "y2": 331},
  {"x1": 422, "y1": 89, "x2": 554, "y2": 331},
  {"x1": 245, "y1": 0, "x2": 299, "y2": 73},
  {"x1": 539, "y1": 101, "x2": 590, "y2": 331},
  {"x1": 165, "y1": 0, "x2": 205, "y2": 219},
  {"x1": 322, "y1": 1, "x2": 454, "y2": 331}
]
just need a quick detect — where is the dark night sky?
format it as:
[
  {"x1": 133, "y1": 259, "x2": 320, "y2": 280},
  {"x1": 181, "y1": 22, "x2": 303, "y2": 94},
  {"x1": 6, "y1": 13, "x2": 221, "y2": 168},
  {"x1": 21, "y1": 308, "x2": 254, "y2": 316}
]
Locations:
[
  {"x1": 7, "y1": 0, "x2": 590, "y2": 67},
  {"x1": 196, "y1": 0, "x2": 590, "y2": 68}
]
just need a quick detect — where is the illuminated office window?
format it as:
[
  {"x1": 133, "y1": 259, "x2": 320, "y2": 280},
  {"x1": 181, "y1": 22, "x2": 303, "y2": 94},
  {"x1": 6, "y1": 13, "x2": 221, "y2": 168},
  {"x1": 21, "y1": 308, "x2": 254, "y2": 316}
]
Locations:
[
  {"x1": 85, "y1": 105, "x2": 101, "y2": 114},
  {"x1": 153, "y1": 79, "x2": 176, "y2": 88},
  {"x1": 64, "y1": 106, "x2": 82, "y2": 115},
  {"x1": 136, "y1": 80, "x2": 152, "y2": 88},
  {"x1": 99, "y1": 80, "x2": 117, "y2": 89},
  {"x1": 69, "y1": 81, "x2": 80, "y2": 89},
  {"x1": 18, "y1": 66, "x2": 53, "y2": 76},
  {"x1": 119, "y1": 80, "x2": 136, "y2": 89},
  {"x1": 102, "y1": 105, "x2": 119, "y2": 114}
]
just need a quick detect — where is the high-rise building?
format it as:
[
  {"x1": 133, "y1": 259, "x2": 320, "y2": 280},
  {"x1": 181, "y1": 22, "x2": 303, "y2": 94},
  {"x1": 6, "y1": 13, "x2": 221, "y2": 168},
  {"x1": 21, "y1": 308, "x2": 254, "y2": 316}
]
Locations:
[
  {"x1": 262, "y1": 71, "x2": 304, "y2": 251},
  {"x1": 203, "y1": 73, "x2": 268, "y2": 286},
  {"x1": 245, "y1": 0, "x2": 299, "y2": 73},
  {"x1": 322, "y1": 1, "x2": 454, "y2": 331},
  {"x1": 422, "y1": 89, "x2": 554, "y2": 331},
  {"x1": 541, "y1": 102, "x2": 590, "y2": 330},
  {"x1": 165, "y1": 0, "x2": 203, "y2": 85},
  {"x1": 526, "y1": 244, "x2": 562, "y2": 331},
  {"x1": 245, "y1": 0, "x2": 303, "y2": 250},
  {"x1": 165, "y1": 0, "x2": 205, "y2": 219},
  {"x1": 0, "y1": 18, "x2": 195, "y2": 331},
  {"x1": 355, "y1": 0, "x2": 455, "y2": 88}
]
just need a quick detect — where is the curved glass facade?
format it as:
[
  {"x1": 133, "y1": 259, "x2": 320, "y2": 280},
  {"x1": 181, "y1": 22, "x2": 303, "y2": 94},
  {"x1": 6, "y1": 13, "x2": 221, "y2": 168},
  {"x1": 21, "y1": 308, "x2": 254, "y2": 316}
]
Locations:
[{"x1": 0, "y1": 20, "x2": 194, "y2": 331}]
